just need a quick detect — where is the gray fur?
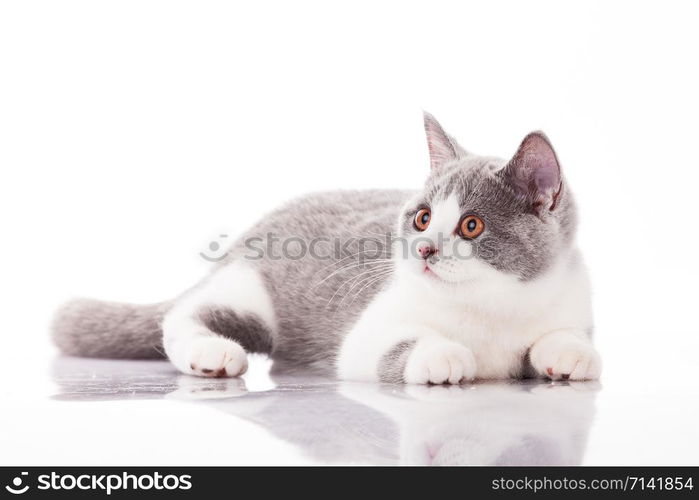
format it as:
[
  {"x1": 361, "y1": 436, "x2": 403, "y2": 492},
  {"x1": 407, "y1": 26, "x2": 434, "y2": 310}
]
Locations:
[
  {"x1": 222, "y1": 189, "x2": 412, "y2": 369},
  {"x1": 198, "y1": 306, "x2": 274, "y2": 354},
  {"x1": 378, "y1": 340, "x2": 417, "y2": 383},
  {"x1": 519, "y1": 348, "x2": 538, "y2": 379},
  {"x1": 52, "y1": 190, "x2": 412, "y2": 365},
  {"x1": 52, "y1": 299, "x2": 168, "y2": 359},
  {"x1": 52, "y1": 114, "x2": 578, "y2": 368}
]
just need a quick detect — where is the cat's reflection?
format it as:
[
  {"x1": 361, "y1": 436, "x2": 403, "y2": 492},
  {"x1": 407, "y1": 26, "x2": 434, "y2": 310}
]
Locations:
[
  {"x1": 339, "y1": 381, "x2": 598, "y2": 465},
  {"x1": 51, "y1": 357, "x2": 598, "y2": 465}
]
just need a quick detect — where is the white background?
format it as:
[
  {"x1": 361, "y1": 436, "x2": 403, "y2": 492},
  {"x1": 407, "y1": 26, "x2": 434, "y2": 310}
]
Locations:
[{"x1": 0, "y1": 1, "x2": 697, "y2": 465}]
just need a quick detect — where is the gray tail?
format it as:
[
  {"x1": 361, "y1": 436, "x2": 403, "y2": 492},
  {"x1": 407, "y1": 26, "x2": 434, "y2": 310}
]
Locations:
[{"x1": 51, "y1": 298, "x2": 171, "y2": 359}]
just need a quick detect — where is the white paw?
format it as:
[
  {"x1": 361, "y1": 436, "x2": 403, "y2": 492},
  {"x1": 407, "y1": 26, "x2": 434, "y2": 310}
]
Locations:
[
  {"x1": 404, "y1": 337, "x2": 476, "y2": 384},
  {"x1": 530, "y1": 334, "x2": 601, "y2": 381},
  {"x1": 183, "y1": 337, "x2": 248, "y2": 378}
]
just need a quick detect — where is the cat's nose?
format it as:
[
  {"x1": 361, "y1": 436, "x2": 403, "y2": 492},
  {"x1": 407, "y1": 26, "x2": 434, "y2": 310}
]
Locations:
[{"x1": 417, "y1": 244, "x2": 437, "y2": 259}]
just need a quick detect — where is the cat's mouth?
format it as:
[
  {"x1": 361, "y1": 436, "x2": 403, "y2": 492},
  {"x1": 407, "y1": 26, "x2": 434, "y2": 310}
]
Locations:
[
  {"x1": 422, "y1": 263, "x2": 469, "y2": 286},
  {"x1": 423, "y1": 264, "x2": 445, "y2": 282}
]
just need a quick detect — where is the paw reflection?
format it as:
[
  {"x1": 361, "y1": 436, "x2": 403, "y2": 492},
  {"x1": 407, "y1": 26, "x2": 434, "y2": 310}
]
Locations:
[
  {"x1": 166, "y1": 375, "x2": 248, "y2": 401},
  {"x1": 340, "y1": 380, "x2": 599, "y2": 465}
]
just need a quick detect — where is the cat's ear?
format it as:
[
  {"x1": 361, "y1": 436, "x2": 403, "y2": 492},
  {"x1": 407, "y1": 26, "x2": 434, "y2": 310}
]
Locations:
[
  {"x1": 500, "y1": 131, "x2": 563, "y2": 214},
  {"x1": 423, "y1": 112, "x2": 464, "y2": 170}
]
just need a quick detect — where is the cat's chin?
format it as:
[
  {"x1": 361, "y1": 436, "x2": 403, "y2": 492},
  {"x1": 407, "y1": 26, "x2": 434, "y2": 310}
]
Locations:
[
  {"x1": 395, "y1": 261, "x2": 475, "y2": 288},
  {"x1": 419, "y1": 266, "x2": 475, "y2": 288}
]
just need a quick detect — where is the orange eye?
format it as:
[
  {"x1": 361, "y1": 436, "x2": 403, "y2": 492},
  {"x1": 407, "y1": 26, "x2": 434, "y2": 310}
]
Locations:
[
  {"x1": 414, "y1": 208, "x2": 431, "y2": 231},
  {"x1": 460, "y1": 215, "x2": 484, "y2": 239}
]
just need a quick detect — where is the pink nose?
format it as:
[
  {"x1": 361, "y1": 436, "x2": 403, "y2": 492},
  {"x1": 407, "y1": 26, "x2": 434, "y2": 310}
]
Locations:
[{"x1": 418, "y1": 244, "x2": 436, "y2": 259}]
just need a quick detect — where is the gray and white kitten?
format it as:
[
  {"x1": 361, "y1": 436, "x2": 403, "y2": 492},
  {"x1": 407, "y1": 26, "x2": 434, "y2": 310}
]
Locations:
[{"x1": 53, "y1": 113, "x2": 600, "y2": 384}]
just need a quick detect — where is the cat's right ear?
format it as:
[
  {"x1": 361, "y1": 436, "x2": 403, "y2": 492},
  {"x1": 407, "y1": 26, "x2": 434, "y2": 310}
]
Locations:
[{"x1": 423, "y1": 112, "x2": 463, "y2": 170}]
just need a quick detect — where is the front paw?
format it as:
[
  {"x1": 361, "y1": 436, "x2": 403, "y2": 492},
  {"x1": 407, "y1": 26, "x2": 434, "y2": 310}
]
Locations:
[
  {"x1": 530, "y1": 333, "x2": 601, "y2": 381},
  {"x1": 404, "y1": 337, "x2": 476, "y2": 384},
  {"x1": 174, "y1": 336, "x2": 248, "y2": 378}
]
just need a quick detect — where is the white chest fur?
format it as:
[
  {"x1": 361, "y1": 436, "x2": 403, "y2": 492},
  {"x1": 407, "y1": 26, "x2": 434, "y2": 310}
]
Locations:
[
  {"x1": 336, "y1": 250, "x2": 592, "y2": 381},
  {"x1": 377, "y1": 281, "x2": 544, "y2": 378}
]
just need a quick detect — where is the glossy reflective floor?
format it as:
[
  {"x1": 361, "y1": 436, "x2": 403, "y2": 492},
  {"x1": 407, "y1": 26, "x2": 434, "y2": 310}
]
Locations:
[
  {"x1": 1, "y1": 333, "x2": 697, "y2": 466},
  {"x1": 49, "y1": 357, "x2": 599, "y2": 465}
]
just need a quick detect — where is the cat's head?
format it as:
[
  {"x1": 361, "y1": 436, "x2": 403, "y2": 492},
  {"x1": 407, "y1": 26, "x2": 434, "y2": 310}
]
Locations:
[{"x1": 394, "y1": 113, "x2": 576, "y2": 290}]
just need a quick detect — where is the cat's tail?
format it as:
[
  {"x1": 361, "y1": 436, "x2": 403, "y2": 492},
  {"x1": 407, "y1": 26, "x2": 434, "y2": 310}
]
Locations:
[{"x1": 51, "y1": 298, "x2": 171, "y2": 359}]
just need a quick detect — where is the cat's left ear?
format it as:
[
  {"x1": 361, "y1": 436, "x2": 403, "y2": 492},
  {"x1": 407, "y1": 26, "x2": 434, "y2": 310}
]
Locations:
[
  {"x1": 500, "y1": 131, "x2": 563, "y2": 214},
  {"x1": 423, "y1": 112, "x2": 465, "y2": 170}
]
